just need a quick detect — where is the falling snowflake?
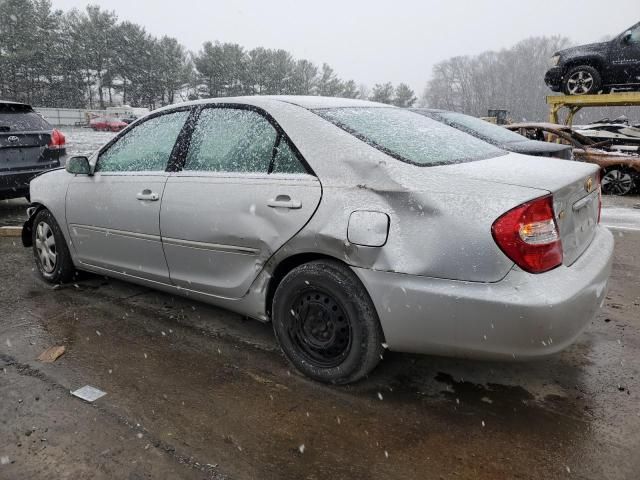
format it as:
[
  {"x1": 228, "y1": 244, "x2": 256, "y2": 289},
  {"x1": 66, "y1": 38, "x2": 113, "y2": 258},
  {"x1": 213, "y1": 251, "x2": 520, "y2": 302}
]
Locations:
[
  {"x1": 377, "y1": 392, "x2": 383, "y2": 400},
  {"x1": 298, "y1": 444, "x2": 305, "y2": 454}
]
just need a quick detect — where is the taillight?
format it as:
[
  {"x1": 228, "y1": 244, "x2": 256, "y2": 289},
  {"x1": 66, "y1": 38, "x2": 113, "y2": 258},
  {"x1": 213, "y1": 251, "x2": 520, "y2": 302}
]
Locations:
[
  {"x1": 47, "y1": 129, "x2": 66, "y2": 149},
  {"x1": 491, "y1": 195, "x2": 563, "y2": 274}
]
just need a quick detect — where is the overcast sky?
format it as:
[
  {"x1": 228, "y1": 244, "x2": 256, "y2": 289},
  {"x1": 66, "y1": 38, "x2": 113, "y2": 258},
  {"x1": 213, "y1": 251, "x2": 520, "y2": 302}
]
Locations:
[{"x1": 54, "y1": 0, "x2": 639, "y2": 93}]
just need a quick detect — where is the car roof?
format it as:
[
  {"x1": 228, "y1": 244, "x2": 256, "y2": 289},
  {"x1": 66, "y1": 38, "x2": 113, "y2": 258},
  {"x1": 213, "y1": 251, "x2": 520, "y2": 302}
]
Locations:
[
  {"x1": 410, "y1": 108, "x2": 446, "y2": 113},
  {"x1": 154, "y1": 95, "x2": 390, "y2": 114}
]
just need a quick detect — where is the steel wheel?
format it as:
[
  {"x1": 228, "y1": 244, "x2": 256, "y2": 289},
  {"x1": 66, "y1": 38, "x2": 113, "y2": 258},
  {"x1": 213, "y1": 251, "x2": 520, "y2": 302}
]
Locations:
[
  {"x1": 601, "y1": 168, "x2": 634, "y2": 196},
  {"x1": 286, "y1": 288, "x2": 353, "y2": 368},
  {"x1": 35, "y1": 221, "x2": 57, "y2": 273},
  {"x1": 566, "y1": 70, "x2": 594, "y2": 95}
]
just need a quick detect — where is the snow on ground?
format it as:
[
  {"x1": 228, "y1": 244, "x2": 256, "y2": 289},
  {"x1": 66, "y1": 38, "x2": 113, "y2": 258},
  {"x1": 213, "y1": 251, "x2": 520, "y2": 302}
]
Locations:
[{"x1": 62, "y1": 127, "x2": 117, "y2": 158}]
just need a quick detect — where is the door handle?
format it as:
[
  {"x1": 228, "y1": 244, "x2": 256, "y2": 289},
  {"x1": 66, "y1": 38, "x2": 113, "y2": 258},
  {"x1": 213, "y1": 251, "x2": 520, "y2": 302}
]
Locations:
[
  {"x1": 267, "y1": 195, "x2": 302, "y2": 209},
  {"x1": 136, "y1": 189, "x2": 159, "y2": 201}
]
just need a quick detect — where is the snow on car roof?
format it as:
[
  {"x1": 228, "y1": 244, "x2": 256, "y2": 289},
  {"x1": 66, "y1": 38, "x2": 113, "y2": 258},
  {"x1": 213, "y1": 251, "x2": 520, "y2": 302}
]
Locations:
[{"x1": 154, "y1": 95, "x2": 389, "y2": 113}]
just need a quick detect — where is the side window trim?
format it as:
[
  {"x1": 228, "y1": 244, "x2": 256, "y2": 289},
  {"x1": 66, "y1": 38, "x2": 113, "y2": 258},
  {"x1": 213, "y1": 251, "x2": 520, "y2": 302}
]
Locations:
[
  {"x1": 172, "y1": 103, "x2": 315, "y2": 176},
  {"x1": 268, "y1": 134, "x2": 283, "y2": 174},
  {"x1": 95, "y1": 106, "x2": 194, "y2": 173}
]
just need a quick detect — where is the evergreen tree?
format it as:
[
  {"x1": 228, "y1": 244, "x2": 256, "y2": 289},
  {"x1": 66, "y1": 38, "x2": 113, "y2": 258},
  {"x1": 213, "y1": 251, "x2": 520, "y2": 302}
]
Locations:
[
  {"x1": 370, "y1": 82, "x2": 394, "y2": 104},
  {"x1": 393, "y1": 83, "x2": 417, "y2": 107}
]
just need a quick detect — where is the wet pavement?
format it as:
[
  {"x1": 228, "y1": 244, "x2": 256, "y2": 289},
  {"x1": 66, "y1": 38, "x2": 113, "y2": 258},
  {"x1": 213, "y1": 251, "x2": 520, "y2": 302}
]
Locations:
[
  {"x1": 1, "y1": 223, "x2": 640, "y2": 478},
  {"x1": 1, "y1": 127, "x2": 640, "y2": 478}
]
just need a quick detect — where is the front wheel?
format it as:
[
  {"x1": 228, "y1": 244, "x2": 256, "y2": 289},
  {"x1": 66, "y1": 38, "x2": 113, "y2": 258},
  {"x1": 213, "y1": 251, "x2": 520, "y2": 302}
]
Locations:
[
  {"x1": 601, "y1": 167, "x2": 636, "y2": 196},
  {"x1": 32, "y1": 209, "x2": 76, "y2": 283},
  {"x1": 563, "y1": 65, "x2": 602, "y2": 95},
  {"x1": 272, "y1": 260, "x2": 384, "y2": 384}
]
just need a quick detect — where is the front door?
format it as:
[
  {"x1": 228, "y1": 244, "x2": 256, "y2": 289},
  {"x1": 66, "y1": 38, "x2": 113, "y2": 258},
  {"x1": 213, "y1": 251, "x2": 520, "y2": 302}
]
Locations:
[
  {"x1": 66, "y1": 109, "x2": 190, "y2": 283},
  {"x1": 610, "y1": 24, "x2": 640, "y2": 85},
  {"x1": 160, "y1": 106, "x2": 322, "y2": 299}
]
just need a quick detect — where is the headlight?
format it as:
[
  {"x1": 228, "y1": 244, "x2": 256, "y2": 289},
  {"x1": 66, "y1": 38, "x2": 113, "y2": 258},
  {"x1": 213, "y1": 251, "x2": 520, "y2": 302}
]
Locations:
[{"x1": 550, "y1": 55, "x2": 560, "y2": 67}]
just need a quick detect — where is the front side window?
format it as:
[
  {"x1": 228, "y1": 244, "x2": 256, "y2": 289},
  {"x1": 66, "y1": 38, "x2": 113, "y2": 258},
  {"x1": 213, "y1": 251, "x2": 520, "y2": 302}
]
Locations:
[
  {"x1": 627, "y1": 24, "x2": 640, "y2": 44},
  {"x1": 96, "y1": 110, "x2": 189, "y2": 173},
  {"x1": 316, "y1": 107, "x2": 504, "y2": 166},
  {"x1": 184, "y1": 108, "x2": 277, "y2": 173}
]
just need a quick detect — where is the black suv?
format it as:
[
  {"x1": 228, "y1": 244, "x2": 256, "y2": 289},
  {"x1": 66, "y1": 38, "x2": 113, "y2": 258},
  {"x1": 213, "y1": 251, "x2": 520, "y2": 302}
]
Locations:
[
  {"x1": 1, "y1": 101, "x2": 66, "y2": 200},
  {"x1": 545, "y1": 21, "x2": 640, "y2": 95}
]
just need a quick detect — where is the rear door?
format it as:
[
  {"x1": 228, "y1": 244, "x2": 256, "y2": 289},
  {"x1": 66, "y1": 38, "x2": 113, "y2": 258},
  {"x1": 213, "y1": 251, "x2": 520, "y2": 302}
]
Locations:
[
  {"x1": 66, "y1": 109, "x2": 190, "y2": 283},
  {"x1": 0, "y1": 105, "x2": 56, "y2": 173},
  {"x1": 160, "y1": 106, "x2": 322, "y2": 299}
]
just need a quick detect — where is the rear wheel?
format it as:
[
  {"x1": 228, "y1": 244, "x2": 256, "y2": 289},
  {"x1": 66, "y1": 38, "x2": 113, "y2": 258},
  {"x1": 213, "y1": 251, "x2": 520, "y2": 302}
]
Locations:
[
  {"x1": 272, "y1": 260, "x2": 384, "y2": 384},
  {"x1": 601, "y1": 167, "x2": 635, "y2": 196},
  {"x1": 563, "y1": 65, "x2": 602, "y2": 95},
  {"x1": 32, "y1": 209, "x2": 76, "y2": 283}
]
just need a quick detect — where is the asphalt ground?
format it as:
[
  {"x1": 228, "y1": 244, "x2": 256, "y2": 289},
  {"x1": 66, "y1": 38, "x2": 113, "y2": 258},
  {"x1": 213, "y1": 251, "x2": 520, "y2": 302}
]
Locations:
[{"x1": 1, "y1": 213, "x2": 639, "y2": 479}]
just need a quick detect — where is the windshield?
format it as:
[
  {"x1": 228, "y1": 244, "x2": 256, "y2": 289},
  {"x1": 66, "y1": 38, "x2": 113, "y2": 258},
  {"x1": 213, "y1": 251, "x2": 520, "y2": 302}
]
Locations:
[
  {"x1": 433, "y1": 111, "x2": 529, "y2": 144},
  {"x1": 316, "y1": 107, "x2": 505, "y2": 166}
]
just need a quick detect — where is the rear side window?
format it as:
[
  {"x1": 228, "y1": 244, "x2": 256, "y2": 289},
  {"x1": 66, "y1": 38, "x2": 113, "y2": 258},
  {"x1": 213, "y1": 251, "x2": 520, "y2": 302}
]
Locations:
[
  {"x1": 0, "y1": 112, "x2": 51, "y2": 132},
  {"x1": 272, "y1": 140, "x2": 307, "y2": 174},
  {"x1": 184, "y1": 108, "x2": 277, "y2": 173},
  {"x1": 316, "y1": 107, "x2": 504, "y2": 166}
]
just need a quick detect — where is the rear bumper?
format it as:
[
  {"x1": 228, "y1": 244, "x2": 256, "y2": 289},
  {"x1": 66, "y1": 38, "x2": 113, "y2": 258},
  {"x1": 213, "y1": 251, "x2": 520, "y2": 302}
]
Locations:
[
  {"x1": 544, "y1": 67, "x2": 563, "y2": 91},
  {"x1": 0, "y1": 163, "x2": 61, "y2": 198},
  {"x1": 353, "y1": 225, "x2": 614, "y2": 359}
]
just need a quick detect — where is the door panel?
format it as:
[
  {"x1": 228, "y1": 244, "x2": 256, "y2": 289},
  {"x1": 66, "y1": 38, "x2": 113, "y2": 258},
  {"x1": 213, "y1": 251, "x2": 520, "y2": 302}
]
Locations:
[
  {"x1": 161, "y1": 172, "x2": 321, "y2": 298},
  {"x1": 66, "y1": 109, "x2": 190, "y2": 282},
  {"x1": 67, "y1": 173, "x2": 170, "y2": 282},
  {"x1": 610, "y1": 29, "x2": 640, "y2": 83}
]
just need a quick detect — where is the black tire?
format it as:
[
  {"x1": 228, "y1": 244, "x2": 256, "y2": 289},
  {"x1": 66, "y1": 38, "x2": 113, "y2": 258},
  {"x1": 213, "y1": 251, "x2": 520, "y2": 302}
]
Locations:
[
  {"x1": 32, "y1": 209, "x2": 76, "y2": 283},
  {"x1": 272, "y1": 260, "x2": 384, "y2": 384},
  {"x1": 562, "y1": 65, "x2": 602, "y2": 95},
  {"x1": 601, "y1": 167, "x2": 636, "y2": 196}
]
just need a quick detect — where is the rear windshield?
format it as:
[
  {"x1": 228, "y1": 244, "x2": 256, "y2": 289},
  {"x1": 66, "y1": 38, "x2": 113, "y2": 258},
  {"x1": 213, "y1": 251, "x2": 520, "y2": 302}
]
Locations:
[
  {"x1": 315, "y1": 107, "x2": 504, "y2": 166},
  {"x1": 0, "y1": 111, "x2": 51, "y2": 132},
  {"x1": 433, "y1": 111, "x2": 528, "y2": 144}
]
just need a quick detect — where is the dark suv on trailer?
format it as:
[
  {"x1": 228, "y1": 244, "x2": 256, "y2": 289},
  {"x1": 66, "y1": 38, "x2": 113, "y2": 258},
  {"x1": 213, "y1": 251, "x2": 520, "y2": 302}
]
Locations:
[
  {"x1": 1, "y1": 101, "x2": 66, "y2": 200},
  {"x1": 545, "y1": 21, "x2": 640, "y2": 95}
]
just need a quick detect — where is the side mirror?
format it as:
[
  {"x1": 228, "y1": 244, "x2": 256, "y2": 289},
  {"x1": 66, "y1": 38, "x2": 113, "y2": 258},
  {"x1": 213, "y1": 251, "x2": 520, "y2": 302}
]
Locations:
[
  {"x1": 622, "y1": 31, "x2": 632, "y2": 44},
  {"x1": 66, "y1": 156, "x2": 91, "y2": 175}
]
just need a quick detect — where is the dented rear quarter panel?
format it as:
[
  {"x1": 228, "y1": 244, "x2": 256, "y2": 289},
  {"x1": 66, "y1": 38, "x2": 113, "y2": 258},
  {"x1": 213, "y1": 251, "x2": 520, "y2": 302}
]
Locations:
[{"x1": 257, "y1": 101, "x2": 549, "y2": 283}]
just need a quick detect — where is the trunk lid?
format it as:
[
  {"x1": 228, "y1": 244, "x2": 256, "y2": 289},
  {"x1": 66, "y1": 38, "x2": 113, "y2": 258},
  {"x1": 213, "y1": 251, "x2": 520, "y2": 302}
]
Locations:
[
  {"x1": 438, "y1": 153, "x2": 600, "y2": 266},
  {"x1": 0, "y1": 131, "x2": 53, "y2": 171}
]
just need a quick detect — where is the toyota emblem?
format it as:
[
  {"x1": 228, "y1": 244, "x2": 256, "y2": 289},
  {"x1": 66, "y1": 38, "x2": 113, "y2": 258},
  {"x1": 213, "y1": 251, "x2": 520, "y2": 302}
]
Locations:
[{"x1": 7, "y1": 135, "x2": 19, "y2": 143}]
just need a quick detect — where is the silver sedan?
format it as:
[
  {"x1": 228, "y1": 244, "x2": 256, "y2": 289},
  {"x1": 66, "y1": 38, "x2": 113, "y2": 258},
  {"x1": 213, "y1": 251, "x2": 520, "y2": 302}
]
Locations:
[{"x1": 23, "y1": 96, "x2": 614, "y2": 384}]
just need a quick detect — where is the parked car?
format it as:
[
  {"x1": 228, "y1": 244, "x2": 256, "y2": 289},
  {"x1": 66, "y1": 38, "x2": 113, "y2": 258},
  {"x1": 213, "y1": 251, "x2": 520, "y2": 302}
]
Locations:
[
  {"x1": 545, "y1": 21, "x2": 640, "y2": 95},
  {"x1": 120, "y1": 116, "x2": 139, "y2": 125},
  {"x1": 574, "y1": 117, "x2": 640, "y2": 148},
  {"x1": 22, "y1": 97, "x2": 613, "y2": 384},
  {"x1": 412, "y1": 108, "x2": 572, "y2": 159},
  {"x1": 506, "y1": 122, "x2": 640, "y2": 196},
  {"x1": 89, "y1": 116, "x2": 128, "y2": 132},
  {"x1": 0, "y1": 100, "x2": 66, "y2": 200}
]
